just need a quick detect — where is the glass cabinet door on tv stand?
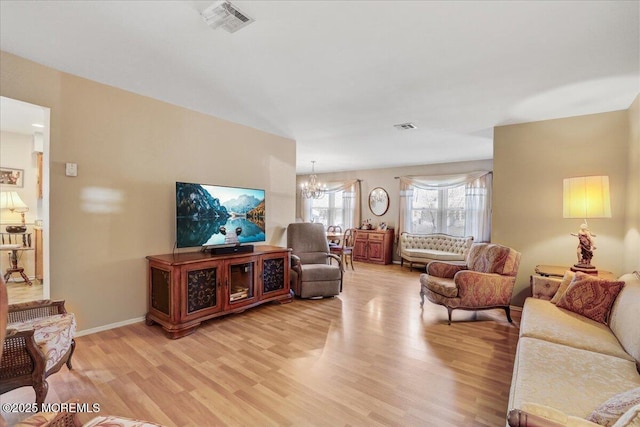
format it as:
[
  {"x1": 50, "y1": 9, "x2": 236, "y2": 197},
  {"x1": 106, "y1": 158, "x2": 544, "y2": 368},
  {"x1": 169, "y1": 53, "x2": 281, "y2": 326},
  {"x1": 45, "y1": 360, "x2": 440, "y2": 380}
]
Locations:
[{"x1": 226, "y1": 257, "x2": 257, "y2": 308}]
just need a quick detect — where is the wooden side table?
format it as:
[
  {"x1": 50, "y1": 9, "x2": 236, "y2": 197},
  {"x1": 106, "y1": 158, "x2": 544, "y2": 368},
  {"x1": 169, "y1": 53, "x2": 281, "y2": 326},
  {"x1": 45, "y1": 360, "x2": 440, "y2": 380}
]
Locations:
[
  {"x1": 0, "y1": 232, "x2": 34, "y2": 286},
  {"x1": 531, "y1": 265, "x2": 617, "y2": 301},
  {"x1": 530, "y1": 275, "x2": 562, "y2": 300},
  {"x1": 1, "y1": 245, "x2": 34, "y2": 285},
  {"x1": 535, "y1": 264, "x2": 615, "y2": 280}
]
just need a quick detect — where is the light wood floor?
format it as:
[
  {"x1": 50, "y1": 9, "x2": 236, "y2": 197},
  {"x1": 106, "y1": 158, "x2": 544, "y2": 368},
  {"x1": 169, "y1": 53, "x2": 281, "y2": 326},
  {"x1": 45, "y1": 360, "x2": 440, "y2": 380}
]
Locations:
[
  {"x1": 2, "y1": 262, "x2": 521, "y2": 427},
  {"x1": 5, "y1": 279, "x2": 43, "y2": 304}
]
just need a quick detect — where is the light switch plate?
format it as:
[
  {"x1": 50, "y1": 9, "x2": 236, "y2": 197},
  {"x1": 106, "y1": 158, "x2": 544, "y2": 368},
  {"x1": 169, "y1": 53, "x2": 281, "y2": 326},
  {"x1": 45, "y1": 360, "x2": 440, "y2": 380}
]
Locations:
[{"x1": 65, "y1": 162, "x2": 78, "y2": 177}]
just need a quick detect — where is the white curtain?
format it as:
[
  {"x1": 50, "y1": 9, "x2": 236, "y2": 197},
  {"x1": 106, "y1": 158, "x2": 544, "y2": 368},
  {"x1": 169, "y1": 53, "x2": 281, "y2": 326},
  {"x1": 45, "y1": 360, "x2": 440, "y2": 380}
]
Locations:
[
  {"x1": 397, "y1": 171, "x2": 492, "y2": 241},
  {"x1": 300, "y1": 179, "x2": 361, "y2": 229},
  {"x1": 398, "y1": 180, "x2": 414, "y2": 239},
  {"x1": 464, "y1": 173, "x2": 492, "y2": 242}
]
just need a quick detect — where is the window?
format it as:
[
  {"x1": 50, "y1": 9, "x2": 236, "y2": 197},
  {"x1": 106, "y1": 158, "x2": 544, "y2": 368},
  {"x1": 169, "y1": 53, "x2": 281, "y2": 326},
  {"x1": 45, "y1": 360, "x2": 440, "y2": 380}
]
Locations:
[
  {"x1": 399, "y1": 172, "x2": 492, "y2": 242},
  {"x1": 410, "y1": 185, "x2": 466, "y2": 236},
  {"x1": 310, "y1": 190, "x2": 345, "y2": 228},
  {"x1": 299, "y1": 179, "x2": 360, "y2": 230}
]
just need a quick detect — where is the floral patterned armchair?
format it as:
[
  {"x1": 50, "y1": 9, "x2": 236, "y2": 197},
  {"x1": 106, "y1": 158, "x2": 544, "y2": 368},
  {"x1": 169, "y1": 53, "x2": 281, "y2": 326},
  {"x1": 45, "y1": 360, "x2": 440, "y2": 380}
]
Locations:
[
  {"x1": 419, "y1": 243, "x2": 521, "y2": 324},
  {"x1": 0, "y1": 299, "x2": 76, "y2": 408}
]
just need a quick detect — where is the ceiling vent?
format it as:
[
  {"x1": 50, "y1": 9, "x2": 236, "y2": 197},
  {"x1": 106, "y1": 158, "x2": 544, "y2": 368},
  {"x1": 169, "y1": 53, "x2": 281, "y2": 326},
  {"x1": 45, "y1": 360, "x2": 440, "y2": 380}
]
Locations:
[
  {"x1": 201, "y1": 1, "x2": 254, "y2": 33},
  {"x1": 394, "y1": 122, "x2": 417, "y2": 130}
]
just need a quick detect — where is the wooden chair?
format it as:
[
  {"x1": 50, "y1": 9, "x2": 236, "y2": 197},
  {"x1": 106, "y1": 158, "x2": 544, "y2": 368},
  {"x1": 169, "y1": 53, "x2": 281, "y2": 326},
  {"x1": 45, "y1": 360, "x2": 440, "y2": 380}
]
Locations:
[
  {"x1": 0, "y1": 298, "x2": 76, "y2": 408},
  {"x1": 330, "y1": 228, "x2": 355, "y2": 271},
  {"x1": 326, "y1": 225, "x2": 343, "y2": 247}
]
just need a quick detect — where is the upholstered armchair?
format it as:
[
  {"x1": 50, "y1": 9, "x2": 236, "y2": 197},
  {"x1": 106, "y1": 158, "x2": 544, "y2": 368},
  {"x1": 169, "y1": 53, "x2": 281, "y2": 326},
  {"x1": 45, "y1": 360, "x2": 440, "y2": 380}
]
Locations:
[
  {"x1": 287, "y1": 223, "x2": 343, "y2": 298},
  {"x1": 0, "y1": 299, "x2": 76, "y2": 407},
  {"x1": 420, "y1": 242, "x2": 521, "y2": 324}
]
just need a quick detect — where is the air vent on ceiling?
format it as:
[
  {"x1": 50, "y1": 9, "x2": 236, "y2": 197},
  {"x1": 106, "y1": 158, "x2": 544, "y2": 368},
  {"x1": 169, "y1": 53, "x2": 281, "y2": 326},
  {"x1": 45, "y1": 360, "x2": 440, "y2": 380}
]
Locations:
[
  {"x1": 201, "y1": 1, "x2": 254, "y2": 33},
  {"x1": 394, "y1": 122, "x2": 417, "y2": 130}
]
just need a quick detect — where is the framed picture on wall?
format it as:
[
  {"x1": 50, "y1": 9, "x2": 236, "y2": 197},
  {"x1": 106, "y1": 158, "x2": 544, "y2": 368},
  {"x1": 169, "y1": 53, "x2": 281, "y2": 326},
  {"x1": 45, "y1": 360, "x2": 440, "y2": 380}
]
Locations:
[{"x1": 0, "y1": 167, "x2": 24, "y2": 188}]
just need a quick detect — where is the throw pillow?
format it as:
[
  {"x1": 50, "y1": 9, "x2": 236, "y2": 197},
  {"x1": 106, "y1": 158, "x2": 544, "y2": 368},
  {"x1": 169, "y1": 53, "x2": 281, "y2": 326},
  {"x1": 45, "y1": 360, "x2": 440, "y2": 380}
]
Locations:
[
  {"x1": 555, "y1": 272, "x2": 625, "y2": 324},
  {"x1": 568, "y1": 417, "x2": 613, "y2": 427},
  {"x1": 586, "y1": 388, "x2": 640, "y2": 426},
  {"x1": 550, "y1": 270, "x2": 576, "y2": 304},
  {"x1": 612, "y1": 404, "x2": 640, "y2": 427}
]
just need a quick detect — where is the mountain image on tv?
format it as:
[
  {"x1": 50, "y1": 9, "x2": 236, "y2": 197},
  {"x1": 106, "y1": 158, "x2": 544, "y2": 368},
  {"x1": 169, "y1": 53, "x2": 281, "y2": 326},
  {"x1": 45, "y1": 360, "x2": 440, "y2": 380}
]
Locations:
[{"x1": 176, "y1": 182, "x2": 266, "y2": 248}]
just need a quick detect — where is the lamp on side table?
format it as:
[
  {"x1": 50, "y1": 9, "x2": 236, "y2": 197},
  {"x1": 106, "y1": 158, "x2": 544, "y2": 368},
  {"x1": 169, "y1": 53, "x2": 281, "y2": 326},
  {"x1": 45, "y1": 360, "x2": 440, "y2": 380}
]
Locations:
[
  {"x1": 562, "y1": 176, "x2": 611, "y2": 275},
  {"x1": 0, "y1": 191, "x2": 29, "y2": 233}
]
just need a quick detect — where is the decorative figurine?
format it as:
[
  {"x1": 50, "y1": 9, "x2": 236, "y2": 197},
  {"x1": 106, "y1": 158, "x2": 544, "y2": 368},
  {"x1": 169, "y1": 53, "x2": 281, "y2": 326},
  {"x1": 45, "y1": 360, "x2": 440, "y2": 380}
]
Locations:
[{"x1": 571, "y1": 223, "x2": 596, "y2": 267}]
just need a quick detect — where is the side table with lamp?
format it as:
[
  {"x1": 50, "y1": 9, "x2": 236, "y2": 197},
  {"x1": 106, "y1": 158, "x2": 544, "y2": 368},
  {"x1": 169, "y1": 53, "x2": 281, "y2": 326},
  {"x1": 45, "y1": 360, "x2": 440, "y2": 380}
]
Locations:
[
  {"x1": 0, "y1": 191, "x2": 33, "y2": 285},
  {"x1": 562, "y1": 175, "x2": 612, "y2": 275},
  {"x1": 531, "y1": 176, "x2": 614, "y2": 300}
]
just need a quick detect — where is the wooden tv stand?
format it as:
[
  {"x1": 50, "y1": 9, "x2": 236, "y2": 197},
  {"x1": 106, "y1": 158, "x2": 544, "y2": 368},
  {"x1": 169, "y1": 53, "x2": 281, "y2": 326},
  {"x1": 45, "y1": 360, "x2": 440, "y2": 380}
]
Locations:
[{"x1": 146, "y1": 245, "x2": 292, "y2": 339}]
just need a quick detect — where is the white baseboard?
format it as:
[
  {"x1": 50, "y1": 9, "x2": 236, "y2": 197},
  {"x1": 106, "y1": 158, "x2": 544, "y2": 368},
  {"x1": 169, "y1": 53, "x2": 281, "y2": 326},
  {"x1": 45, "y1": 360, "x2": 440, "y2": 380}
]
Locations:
[{"x1": 75, "y1": 316, "x2": 145, "y2": 337}]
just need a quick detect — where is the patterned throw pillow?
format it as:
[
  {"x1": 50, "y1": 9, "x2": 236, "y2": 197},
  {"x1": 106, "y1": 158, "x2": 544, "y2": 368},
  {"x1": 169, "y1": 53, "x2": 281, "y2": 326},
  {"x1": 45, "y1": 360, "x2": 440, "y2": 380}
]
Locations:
[
  {"x1": 586, "y1": 388, "x2": 640, "y2": 426},
  {"x1": 555, "y1": 272, "x2": 625, "y2": 324},
  {"x1": 612, "y1": 404, "x2": 640, "y2": 427},
  {"x1": 550, "y1": 270, "x2": 576, "y2": 304}
]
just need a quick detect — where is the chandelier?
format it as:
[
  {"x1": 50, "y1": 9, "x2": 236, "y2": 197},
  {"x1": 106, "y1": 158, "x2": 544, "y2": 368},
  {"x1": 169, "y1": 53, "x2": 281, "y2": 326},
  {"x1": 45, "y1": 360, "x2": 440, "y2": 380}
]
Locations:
[{"x1": 300, "y1": 161, "x2": 326, "y2": 199}]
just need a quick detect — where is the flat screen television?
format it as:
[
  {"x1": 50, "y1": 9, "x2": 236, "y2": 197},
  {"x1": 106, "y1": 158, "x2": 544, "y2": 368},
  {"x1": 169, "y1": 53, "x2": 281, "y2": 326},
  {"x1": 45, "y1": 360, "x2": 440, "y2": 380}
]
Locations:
[{"x1": 175, "y1": 182, "x2": 265, "y2": 249}]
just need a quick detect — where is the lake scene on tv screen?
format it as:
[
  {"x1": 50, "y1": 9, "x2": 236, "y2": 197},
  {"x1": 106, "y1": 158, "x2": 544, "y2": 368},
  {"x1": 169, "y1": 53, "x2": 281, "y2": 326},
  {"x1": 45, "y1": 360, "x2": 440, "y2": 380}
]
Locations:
[{"x1": 176, "y1": 183, "x2": 265, "y2": 248}]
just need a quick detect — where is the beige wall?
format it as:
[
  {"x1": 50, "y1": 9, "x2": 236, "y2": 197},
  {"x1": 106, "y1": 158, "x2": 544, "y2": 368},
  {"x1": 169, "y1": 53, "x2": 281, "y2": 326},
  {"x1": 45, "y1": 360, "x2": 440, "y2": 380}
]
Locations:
[
  {"x1": 297, "y1": 159, "x2": 493, "y2": 260},
  {"x1": 0, "y1": 51, "x2": 296, "y2": 332},
  {"x1": 624, "y1": 95, "x2": 640, "y2": 273},
  {"x1": 494, "y1": 110, "x2": 632, "y2": 306}
]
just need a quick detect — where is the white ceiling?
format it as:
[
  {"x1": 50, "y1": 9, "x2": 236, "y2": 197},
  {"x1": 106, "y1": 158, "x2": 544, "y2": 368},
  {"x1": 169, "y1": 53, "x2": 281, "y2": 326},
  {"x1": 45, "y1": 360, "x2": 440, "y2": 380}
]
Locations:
[
  {"x1": 0, "y1": 97, "x2": 46, "y2": 136},
  {"x1": 1, "y1": 1, "x2": 638, "y2": 174}
]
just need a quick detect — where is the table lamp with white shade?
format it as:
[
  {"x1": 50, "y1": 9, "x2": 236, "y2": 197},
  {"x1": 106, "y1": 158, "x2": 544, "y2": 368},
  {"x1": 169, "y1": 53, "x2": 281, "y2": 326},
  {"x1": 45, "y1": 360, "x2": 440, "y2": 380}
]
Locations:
[
  {"x1": 563, "y1": 175, "x2": 611, "y2": 275},
  {"x1": 0, "y1": 191, "x2": 29, "y2": 233}
]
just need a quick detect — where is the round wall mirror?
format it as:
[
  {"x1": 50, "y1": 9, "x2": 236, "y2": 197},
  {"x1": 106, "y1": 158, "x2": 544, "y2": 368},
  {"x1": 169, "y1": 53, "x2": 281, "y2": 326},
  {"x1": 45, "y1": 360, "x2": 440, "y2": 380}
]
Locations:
[{"x1": 369, "y1": 187, "x2": 389, "y2": 216}]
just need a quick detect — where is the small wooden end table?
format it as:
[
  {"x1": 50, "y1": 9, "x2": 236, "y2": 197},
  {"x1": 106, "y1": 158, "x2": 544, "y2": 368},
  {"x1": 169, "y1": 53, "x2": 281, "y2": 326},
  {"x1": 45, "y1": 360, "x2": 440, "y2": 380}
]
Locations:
[
  {"x1": 1, "y1": 245, "x2": 34, "y2": 285},
  {"x1": 534, "y1": 264, "x2": 615, "y2": 280},
  {"x1": 531, "y1": 264, "x2": 616, "y2": 301}
]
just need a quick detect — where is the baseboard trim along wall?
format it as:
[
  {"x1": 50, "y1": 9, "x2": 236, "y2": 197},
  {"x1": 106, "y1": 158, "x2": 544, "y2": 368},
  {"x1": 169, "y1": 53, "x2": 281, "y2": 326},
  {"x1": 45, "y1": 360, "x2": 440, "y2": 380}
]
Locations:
[
  {"x1": 510, "y1": 305, "x2": 523, "y2": 313},
  {"x1": 75, "y1": 316, "x2": 145, "y2": 337}
]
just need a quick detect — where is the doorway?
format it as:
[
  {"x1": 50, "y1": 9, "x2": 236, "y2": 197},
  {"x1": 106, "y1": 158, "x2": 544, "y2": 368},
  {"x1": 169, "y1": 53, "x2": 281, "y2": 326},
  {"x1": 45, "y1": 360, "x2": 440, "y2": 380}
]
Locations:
[{"x1": 0, "y1": 96, "x2": 50, "y2": 303}]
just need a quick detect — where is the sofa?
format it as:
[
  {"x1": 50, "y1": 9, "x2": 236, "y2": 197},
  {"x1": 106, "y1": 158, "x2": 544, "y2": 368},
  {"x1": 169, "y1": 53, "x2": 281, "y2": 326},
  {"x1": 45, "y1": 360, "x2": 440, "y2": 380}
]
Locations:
[
  {"x1": 399, "y1": 232, "x2": 473, "y2": 271},
  {"x1": 507, "y1": 270, "x2": 640, "y2": 427}
]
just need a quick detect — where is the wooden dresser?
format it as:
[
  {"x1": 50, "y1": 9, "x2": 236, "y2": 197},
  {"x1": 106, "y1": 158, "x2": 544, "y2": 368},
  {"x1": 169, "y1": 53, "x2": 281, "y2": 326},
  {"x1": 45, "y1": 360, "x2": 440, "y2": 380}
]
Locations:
[{"x1": 353, "y1": 229, "x2": 394, "y2": 265}]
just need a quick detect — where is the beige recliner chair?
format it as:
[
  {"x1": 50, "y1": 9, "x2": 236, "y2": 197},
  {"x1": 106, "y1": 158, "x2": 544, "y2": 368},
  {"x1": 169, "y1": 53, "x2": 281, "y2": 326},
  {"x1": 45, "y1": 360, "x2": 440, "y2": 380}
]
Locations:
[{"x1": 287, "y1": 223, "x2": 343, "y2": 298}]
